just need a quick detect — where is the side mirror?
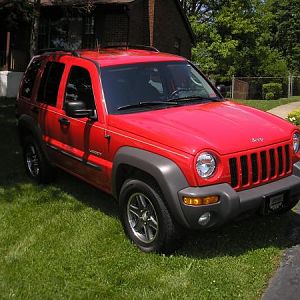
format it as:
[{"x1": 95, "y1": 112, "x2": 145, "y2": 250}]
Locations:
[
  {"x1": 217, "y1": 84, "x2": 227, "y2": 97},
  {"x1": 65, "y1": 101, "x2": 94, "y2": 118}
]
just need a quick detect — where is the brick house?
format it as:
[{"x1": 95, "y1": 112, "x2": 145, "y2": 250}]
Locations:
[{"x1": 0, "y1": 0, "x2": 194, "y2": 72}]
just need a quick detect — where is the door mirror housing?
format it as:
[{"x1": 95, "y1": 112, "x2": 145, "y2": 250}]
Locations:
[
  {"x1": 65, "y1": 101, "x2": 94, "y2": 118},
  {"x1": 216, "y1": 84, "x2": 227, "y2": 97}
]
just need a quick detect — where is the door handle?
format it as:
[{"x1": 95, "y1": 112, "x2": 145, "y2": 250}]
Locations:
[
  {"x1": 59, "y1": 117, "x2": 70, "y2": 126},
  {"x1": 31, "y1": 106, "x2": 39, "y2": 114}
]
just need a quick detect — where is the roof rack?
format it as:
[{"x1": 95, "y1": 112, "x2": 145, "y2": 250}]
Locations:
[
  {"x1": 101, "y1": 44, "x2": 159, "y2": 52},
  {"x1": 35, "y1": 48, "x2": 80, "y2": 57}
]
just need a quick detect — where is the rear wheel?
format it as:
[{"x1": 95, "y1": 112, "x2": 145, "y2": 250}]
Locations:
[
  {"x1": 23, "y1": 136, "x2": 53, "y2": 183},
  {"x1": 119, "y1": 178, "x2": 182, "y2": 254}
]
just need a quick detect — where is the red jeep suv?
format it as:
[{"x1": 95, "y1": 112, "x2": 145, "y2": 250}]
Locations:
[{"x1": 16, "y1": 47, "x2": 300, "y2": 253}]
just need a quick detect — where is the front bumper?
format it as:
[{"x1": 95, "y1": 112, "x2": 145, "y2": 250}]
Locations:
[{"x1": 178, "y1": 162, "x2": 300, "y2": 229}]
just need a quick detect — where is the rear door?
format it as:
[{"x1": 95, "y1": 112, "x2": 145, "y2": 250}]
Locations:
[
  {"x1": 17, "y1": 58, "x2": 43, "y2": 121},
  {"x1": 36, "y1": 59, "x2": 66, "y2": 157}
]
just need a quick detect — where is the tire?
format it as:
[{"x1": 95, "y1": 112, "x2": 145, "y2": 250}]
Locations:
[
  {"x1": 22, "y1": 135, "x2": 54, "y2": 184},
  {"x1": 119, "y1": 178, "x2": 183, "y2": 254}
]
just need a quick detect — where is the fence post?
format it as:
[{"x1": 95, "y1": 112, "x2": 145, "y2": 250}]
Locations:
[
  {"x1": 288, "y1": 74, "x2": 290, "y2": 98},
  {"x1": 291, "y1": 75, "x2": 294, "y2": 98},
  {"x1": 231, "y1": 75, "x2": 235, "y2": 99},
  {"x1": 288, "y1": 74, "x2": 292, "y2": 98}
]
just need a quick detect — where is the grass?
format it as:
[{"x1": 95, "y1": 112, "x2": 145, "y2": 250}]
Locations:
[
  {"x1": 1, "y1": 97, "x2": 300, "y2": 299},
  {"x1": 233, "y1": 96, "x2": 300, "y2": 111}
]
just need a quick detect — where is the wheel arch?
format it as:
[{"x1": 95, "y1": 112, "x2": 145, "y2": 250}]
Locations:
[
  {"x1": 17, "y1": 115, "x2": 50, "y2": 162},
  {"x1": 18, "y1": 115, "x2": 40, "y2": 142},
  {"x1": 112, "y1": 146, "x2": 190, "y2": 227}
]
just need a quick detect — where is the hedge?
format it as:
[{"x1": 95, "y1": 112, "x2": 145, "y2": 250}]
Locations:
[{"x1": 262, "y1": 83, "x2": 283, "y2": 100}]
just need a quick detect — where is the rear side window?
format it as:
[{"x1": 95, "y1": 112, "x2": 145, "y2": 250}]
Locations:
[
  {"x1": 21, "y1": 59, "x2": 41, "y2": 98},
  {"x1": 37, "y1": 61, "x2": 65, "y2": 106}
]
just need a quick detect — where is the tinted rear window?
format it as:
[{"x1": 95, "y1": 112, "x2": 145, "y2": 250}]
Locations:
[
  {"x1": 21, "y1": 59, "x2": 41, "y2": 99},
  {"x1": 37, "y1": 61, "x2": 65, "y2": 106}
]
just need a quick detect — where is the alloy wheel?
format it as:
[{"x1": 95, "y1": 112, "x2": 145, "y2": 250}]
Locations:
[
  {"x1": 127, "y1": 192, "x2": 159, "y2": 243},
  {"x1": 26, "y1": 145, "x2": 40, "y2": 177}
]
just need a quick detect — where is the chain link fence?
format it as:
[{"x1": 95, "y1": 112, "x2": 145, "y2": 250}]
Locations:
[{"x1": 193, "y1": 63, "x2": 300, "y2": 100}]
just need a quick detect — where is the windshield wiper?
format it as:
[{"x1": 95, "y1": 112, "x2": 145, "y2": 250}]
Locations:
[
  {"x1": 117, "y1": 101, "x2": 179, "y2": 111},
  {"x1": 168, "y1": 96, "x2": 221, "y2": 102}
]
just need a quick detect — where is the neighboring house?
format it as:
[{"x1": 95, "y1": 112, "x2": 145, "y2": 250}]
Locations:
[
  {"x1": 0, "y1": 0, "x2": 193, "y2": 97},
  {"x1": 0, "y1": 0, "x2": 194, "y2": 97}
]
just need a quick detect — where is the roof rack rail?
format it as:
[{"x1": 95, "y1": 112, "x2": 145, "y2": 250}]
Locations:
[
  {"x1": 101, "y1": 44, "x2": 159, "y2": 52},
  {"x1": 35, "y1": 48, "x2": 80, "y2": 57}
]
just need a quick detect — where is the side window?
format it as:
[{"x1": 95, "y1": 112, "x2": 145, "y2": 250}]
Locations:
[
  {"x1": 37, "y1": 61, "x2": 65, "y2": 106},
  {"x1": 65, "y1": 66, "x2": 95, "y2": 110},
  {"x1": 21, "y1": 59, "x2": 41, "y2": 98}
]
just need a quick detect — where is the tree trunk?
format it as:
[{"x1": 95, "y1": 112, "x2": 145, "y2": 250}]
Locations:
[{"x1": 30, "y1": 0, "x2": 41, "y2": 58}]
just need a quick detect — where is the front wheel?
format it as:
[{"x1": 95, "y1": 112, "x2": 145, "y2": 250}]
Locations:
[{"x1": 119, "y1": 178, "x2": 182, "y2": 254}]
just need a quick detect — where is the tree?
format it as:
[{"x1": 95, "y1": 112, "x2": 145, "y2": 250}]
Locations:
[
  {"x1": 0, "y1": 0, "x2": 41, "y2": 57},
  {"x1": 191, "y1": 0, "x2": 259, "y2": 79},
  {"x1": 0, "y1": 0, "x2": 33, "y2": 29},
  {"x1": 183, "y1": 0, "x2": 289, "y2": 80},
  {"x1": 179, "y1": 0, "x2": 226, "y2": 22},
  {"x1": 268, "y1": 0, "x2": 300, "y2": 74}
]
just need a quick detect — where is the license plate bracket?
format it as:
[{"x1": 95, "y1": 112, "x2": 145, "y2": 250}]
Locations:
[{"x1": 267, "y1": 192, "x2": 286, "y2": 211}]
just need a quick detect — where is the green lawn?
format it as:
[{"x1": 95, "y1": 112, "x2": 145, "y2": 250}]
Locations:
[
  {"x1": 233, "y1": 96, "x2": 300, "y2": 111},
  {"x1": 0, "y1": 97, "x2": 299, "y2": 299}
]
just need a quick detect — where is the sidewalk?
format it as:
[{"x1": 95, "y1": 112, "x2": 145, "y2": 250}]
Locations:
[
  {"x1": 263, "y1": 102, "x2": 300, "y2": 299},
  {"x1": 267, "y1": 101, "x2": 300, "y2": 119}
]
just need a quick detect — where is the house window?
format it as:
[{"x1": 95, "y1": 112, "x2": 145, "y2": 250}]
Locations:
[
  {"x1": 38, "y1": 18, "x2": 49, "y2": 49},
  {"x1": 46, "y1": 17, "x2": 68, "y2": 48},
  {"x1": 46, "y1": 17, "x2": 82, "y2": 49},
  {"x1": 38, "y1": 15, "x2": 95, "y2": 50},
  {"x1": 82, "y1": 16, "x2": 95, "y2": 48}
]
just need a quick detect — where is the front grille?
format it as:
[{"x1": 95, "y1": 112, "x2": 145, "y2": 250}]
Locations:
[{"x1": 229, "y1": 144, "x2": 291, "y2": 189}]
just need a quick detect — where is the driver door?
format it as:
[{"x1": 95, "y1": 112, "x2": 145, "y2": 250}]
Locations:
[{"x1": 55, "y1": 62, "x2": 109, "y2": 190}]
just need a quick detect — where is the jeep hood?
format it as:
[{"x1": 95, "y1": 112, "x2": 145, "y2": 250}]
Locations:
[{"x1": 108, "y1": 101, "x2": 295, "y2": 155}]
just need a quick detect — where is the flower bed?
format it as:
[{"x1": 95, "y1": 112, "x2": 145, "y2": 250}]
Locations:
[{"x1": 287, "y1": 110, "x2": 300, "y2": 126}]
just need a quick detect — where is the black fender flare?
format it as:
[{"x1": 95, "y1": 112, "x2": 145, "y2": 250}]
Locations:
[
  {"x1": 112, "y1": 146, "x2": 190, "y2": 227},
  {"x1": 17, "y1": 115, "x2": 50, "y2": 162}
]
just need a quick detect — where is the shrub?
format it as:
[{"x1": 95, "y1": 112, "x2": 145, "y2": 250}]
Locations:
[
  {"x1": 287, "y1": 109, "x2": 300, "y2": 126},
  {"x1": 262, "y1": 83, "x2": 283, "y2": 100},
  {"x1": 265, "y1": 92, "x2": 275, "y2": 100}
]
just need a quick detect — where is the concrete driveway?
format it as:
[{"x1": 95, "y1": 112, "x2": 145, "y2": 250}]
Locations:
[{"x1": 263, "y1": 102, "x2": 300, "y2": 299}]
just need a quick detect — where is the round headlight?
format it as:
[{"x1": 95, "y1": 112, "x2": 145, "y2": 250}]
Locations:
[
  {"x1": 196, "y1": 152, "x2": 216, "y2": 178},
  {"x1": 293, "y1": 132, "x2": 300, "y2": 153}
]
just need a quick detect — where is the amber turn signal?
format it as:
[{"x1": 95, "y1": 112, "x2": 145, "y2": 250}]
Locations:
[{"x1": 183, "y1": 196, "x2": 219, "y2": 206}]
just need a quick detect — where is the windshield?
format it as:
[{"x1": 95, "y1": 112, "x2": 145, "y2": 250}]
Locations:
[{"x1": 101, "y1": 61, "x2": 221, "y2": 114}]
